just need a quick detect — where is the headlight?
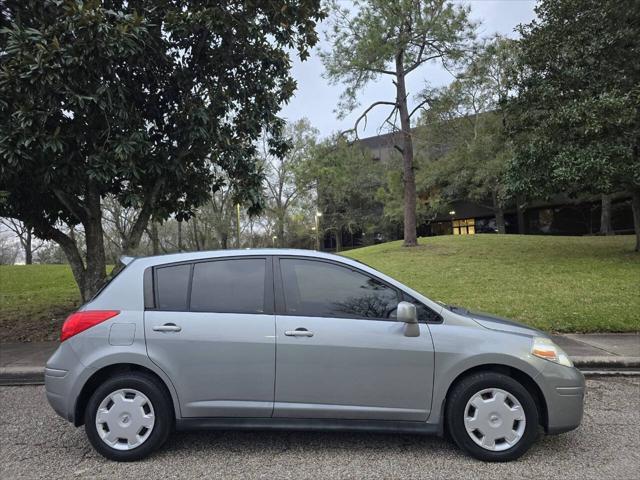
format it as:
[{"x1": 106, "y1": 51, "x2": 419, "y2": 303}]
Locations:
[{"x1": 531, "y1": 337, "x2": 573, "y2": 367}]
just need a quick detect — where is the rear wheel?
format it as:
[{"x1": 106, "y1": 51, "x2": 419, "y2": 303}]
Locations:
[
  {"x1": 84, "y1": 372, "x2": 172, "y2": 461},
  {"x1": 446, "y1": 371, "x2": 539, "y2": 462}
]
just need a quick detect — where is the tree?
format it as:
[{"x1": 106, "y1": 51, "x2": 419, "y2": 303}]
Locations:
[
  {"x1": 0, "y1": 217, "x2": 44, "y2": 264},
  {"x1": 0, "y1": 1, "x2": 325, "y2": 300},
  {"x1": 308, "y1": 137, "x2": 385, "y2": 251},
  {"x1": 262, "y1": 119, "x2": 318, "y2": 247},
  {"x1": 506, "y1": 0, "x2": 640, "y2": 250},
  {"x1": 0, "y1": 229, "x2": 20, "y2": 265},
  {"x1": 320, "y1": 0, "x2": 475, "y2": 246},
  {"x1": 417, "y1": 36, "x2": 518, "y2": 233}
]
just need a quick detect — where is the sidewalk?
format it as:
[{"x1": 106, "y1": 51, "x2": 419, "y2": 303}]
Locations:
[
  {"x1": 551, "y1": 333, "x2": 640, "y2": 371},
  {"x1": 1, "y1": 333, "x2": 639, "y2": 385}
]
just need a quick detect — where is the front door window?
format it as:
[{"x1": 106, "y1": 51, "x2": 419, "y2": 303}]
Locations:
[{"x1": 279, "y1": 258, "x2": 398, "y2": 320}]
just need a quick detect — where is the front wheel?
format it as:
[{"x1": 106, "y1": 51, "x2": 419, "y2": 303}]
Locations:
[
  {"x1": 446, "y1": 371, "x2": 540, "y2": 462},
  {"x1": 84, "y1": 372, "x2": 173, "y2": 461}
]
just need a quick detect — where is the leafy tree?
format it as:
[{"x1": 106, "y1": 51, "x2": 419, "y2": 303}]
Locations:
[
  {"x1": 417, "y1": 36, "x2": 517, "y2": 233},
  {"x1": 0, "y1": 0, "x2": 325, "y2": 300},
  {"x1": 308, "y1": 137, "x2": 385, "y2": 251},
  {"x1": 320, "y1": 0, "x2": 475, "y2": 247},
  {"x1": 506, "y1": 0, "x2": 640, "y2": 250}
]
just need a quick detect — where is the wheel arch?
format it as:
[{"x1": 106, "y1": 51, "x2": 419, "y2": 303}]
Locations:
[
  {"x1": 441, "y1": 364, "x2": 548, "y2": 433},
  {"x1": 73, "y1": 363, "x2": 179, "y2": 427}
]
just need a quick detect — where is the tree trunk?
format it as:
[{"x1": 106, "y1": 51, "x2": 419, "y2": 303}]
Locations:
[
  {"x1": 396, "y1": 53, "x2": 417, "y2": 247},
  {"x1": 277, "y1": 213, "x2": 286, "y2": 248},
  {"x1": 24, "y1": 228, "x2": 33, "y2": 264},
  {"x1": 46, "y1": 189, "x2": 107, "y2": 303},
  {"x1": 177, "y1": 220, "x2": 183, "y2": 251},
  {"x1": 82, "y1": 223, "x2": 107, "y2": 302},
  {"x1": 516, "y1": 195, "x2": 526, "y2": 234},
  {"x1": 122, "y1": 179, "x2": 163, "y2": 254},
  {"x1": 600, "y1": 194, "x2": 613, "y2": 235},
  {"x1": 80, "y1": 186, "x2": 107, "y2": 302},
  {"x1": 631, "y1": 188, "x2": 640, "y2": 252},
  {"x1": 150, "y1": 219, "x2": 160, "y2": 255},
  {"x1": 192, "y1": 216, "x2": 201, "y2": 251},
  {"x1": 492, "y1": 191, "x2": 506, "y2": 234},
  {"x1": 335, "y1": 228, "x2": 343, "y2": 252}
]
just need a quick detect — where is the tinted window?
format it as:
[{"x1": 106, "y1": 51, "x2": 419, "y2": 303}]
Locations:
[
  {"x1": 156, "y1": 264, "x2": 191, "y2": 311},
  {"x1": 280, "y1": 259, "x2": 398, "y2": 319},
  {"x1": 190, "y1": 259, "x2": 266, "y2": 313}
]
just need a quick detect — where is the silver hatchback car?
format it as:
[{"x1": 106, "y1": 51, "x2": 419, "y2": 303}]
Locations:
[{"x1": 45, "y1": 249, "x2": 584, "y2": 462}]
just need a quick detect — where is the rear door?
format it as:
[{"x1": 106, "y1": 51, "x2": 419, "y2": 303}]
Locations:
[
  {"x1": 144, "y1": 256, "x2": 276, "y2": 418},
  {"x1": 273, "y1": 257, "x2": 435, "y2": 422}
]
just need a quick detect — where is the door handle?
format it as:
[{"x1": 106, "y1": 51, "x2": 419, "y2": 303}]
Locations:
[
  {"x1": 152, "y1": 323, "x2": 182, "y2": 333},
  {"x1": 284, "y1": 328, "x2": 314, "y2": 337}
]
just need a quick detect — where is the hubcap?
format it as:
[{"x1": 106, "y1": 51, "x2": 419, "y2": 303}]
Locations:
[
  {"x1": 95, "y1": 389, "x2": 155, "y2": 451},
  {"x1": 463, "y1": 388, "x2": 526, "y2": 452}
]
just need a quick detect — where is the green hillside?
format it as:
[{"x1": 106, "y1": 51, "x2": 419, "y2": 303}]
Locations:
[{"x1": 345, "y1": 235, "x2": 639, "y2": 333}]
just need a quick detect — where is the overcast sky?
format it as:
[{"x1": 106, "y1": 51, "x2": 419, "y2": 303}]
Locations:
[{"x1": 280, "y1": 0, "x2": 537, "y2": 140}]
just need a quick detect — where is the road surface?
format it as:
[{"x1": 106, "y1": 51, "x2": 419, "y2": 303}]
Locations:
[{"x1": 1, "y1": 378, "x2": 638, "y2": 479}]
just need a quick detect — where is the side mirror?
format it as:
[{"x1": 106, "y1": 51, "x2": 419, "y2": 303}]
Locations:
[{"x1": 397, "y1": 301, "x2": 419, "y2": 337}]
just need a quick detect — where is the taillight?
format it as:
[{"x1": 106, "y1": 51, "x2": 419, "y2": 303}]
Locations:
[{"x1": 60, "y1": 310, "x2": 120, "y2": 342}]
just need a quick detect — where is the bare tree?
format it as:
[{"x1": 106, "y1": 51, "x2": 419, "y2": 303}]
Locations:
[
  {"x1": 262, "y1": 119, "x2": 318, "y2": 247},
  {"x1": 0, "y1": 218, "x2": 45, "y2": 264}
]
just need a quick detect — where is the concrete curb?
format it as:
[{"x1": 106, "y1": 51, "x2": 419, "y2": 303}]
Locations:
[
  {"x1": 571, "y1": 356, "x2": 640, "y2": 369},
  {"x1": 2, "y1": 357, "x2": 639, "y2": 386},
  {"x1": 0, "y1": 367, "x2": 45, "y2": 385}
]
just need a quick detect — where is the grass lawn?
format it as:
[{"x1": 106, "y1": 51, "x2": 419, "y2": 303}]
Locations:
[
  {"x1": 345, "y1": 235, "x2": 640, "y2": 333},
  {"x1": 0, "y1": 264, "x2": 82, "y2": 342}
]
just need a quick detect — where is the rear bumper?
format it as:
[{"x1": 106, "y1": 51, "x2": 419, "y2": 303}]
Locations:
[
  {"x1": 44, "y1": 342, "x2": 92, "y2": 424},
  {"x1": 45, "y1": 367, "x2": 71, "y2": 421}
]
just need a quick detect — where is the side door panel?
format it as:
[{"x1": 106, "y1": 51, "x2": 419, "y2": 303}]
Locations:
[
  {"x1": 272, "y1": 256, "x2": 435, "y2": 422},
  {"x1": 274, "y1": 315, "x2": 434, "y2": 421},
  {"x1": 145, "y1": 311, "x2": 275, "y2": 417},
  {"x1": 144, "y1": 257, "x2": 276, "y2": 418}
]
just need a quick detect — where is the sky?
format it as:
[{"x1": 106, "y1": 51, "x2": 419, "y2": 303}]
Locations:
[{"x1": 280, "y1": 0, "x2": 538, "y2": 140}]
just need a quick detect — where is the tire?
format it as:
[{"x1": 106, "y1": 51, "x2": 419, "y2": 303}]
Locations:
[
  {"x1": 84, "y1": 372, "x2": 173, "y2": 461},
  {"x1": 446, "y1": 371, "x2": 539, "y2": 462}
]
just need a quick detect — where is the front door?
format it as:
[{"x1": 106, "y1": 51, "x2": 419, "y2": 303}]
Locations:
[
  {"x1": 145, "y1": 257, "x2": 275, "y2": 418},
  {"x1": 273, "y1": 257, "x2": 434, "y2": 422}
]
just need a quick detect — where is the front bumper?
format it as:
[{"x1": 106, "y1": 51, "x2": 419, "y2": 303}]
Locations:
[{"x1": 538, "y1": 363, "x2": 585, "y2": 434}]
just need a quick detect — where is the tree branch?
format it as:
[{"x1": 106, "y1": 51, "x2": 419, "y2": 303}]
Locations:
[
  {"x1": 381, "y1": 105, "x2": 399, "y2": 132},
  {"x1": 123, "y1": 178, "x2": 164, "y2": 254},
  {"x1": 408, "y1": 97, "x2": 432, "y2": 119},
  {"x1": 342, "y1": 101, "x2": 397, "y2": 139},
  {"x1": 52, "y1": 189, "x2": 89, "y2": 224}
]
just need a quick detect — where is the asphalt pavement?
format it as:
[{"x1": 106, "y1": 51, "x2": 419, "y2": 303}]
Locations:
[{"x1": 1, "y1": 377, "x2": 639, "y2": 480}]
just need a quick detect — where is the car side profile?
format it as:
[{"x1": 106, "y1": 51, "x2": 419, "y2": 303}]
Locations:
[{"x1": 45, "y1": 249, "x2": 584, "y2": 462}]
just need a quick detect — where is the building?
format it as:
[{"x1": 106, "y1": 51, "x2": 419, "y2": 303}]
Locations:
[{"x1": 322, "y1": 129, "x2": 635, "y2": 249}]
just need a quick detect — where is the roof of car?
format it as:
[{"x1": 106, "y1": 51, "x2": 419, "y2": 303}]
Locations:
[{"x1": 125, "y1": 248, "x2": 357, "y2": 268}]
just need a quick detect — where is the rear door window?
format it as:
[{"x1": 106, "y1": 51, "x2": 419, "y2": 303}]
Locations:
[
  {"x1": 190, "y1": 258, "x2": 266, "y2": 314},
  {"x1": 155, "y1": 264, "x2": 191, "y2": 311}
]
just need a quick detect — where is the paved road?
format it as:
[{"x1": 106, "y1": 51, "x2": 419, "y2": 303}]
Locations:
[{"x1": 1, "y1": 378, "x2": 639, "y2": 480}]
